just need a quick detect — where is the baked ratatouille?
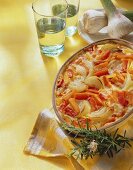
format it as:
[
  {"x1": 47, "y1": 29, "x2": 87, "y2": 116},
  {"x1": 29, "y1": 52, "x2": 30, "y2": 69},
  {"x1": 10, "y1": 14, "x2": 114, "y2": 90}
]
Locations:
[{"x1": 54, "y1": 41, "x2": 133, "y2": 129}]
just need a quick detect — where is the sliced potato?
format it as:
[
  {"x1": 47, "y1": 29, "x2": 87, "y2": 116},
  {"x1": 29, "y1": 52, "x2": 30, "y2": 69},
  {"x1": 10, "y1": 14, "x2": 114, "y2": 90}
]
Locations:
[
  {"x1": 123, "y1": 73, "x2": 133, "y2": 91},
  {"x1": 56, "y1": 97, "x2": 62, "y2": 106},
  {"x1": 108, "y1": 60, "x2": 122, "y2": 74},
  {"x1": 85, "y1": 76, "x2": 103, "y2": 89},
  {"x1": 89, "y1": 107, "x2": 112, "y2": 121},
  {"x1": 113, "y1": 103, "x2": 123, "y2": 113},
  {"x1": 128, "y1": 61, "x2": 133, "y2": 73},
  {"x1": 99, "y1": 43, "x2": 118, "y2": 51},
  {"x1": 78, "y1": 100, "x2": 91, "y2": 117},
  {"x1": 69, "y1": 98, "x2": 80, "y2": 113},
  {"x1": 75, "y1": 65, "x2": 87, "y2": 76},
  {"x1": 69, "y1": 76, "x2": 87, "y2": 92},
  {"x1": 82, "y1": 60, "x2": 94, "y2": 76},
  {"x1": 70, "y1": 83, "x2": 87, "y2": 92},
  {"x1": 123, "y1": 48, "x2": 133, "y2": 55},
  {"x1": 100, "y1": 43, "x2": 120, "y2": 51}
]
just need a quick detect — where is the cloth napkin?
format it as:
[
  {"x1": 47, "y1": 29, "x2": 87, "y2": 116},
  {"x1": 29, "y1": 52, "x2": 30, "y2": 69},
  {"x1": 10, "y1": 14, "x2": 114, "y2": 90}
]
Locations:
[{"x1": 24, "y1": 109, "x2": 133, "y2": 170}]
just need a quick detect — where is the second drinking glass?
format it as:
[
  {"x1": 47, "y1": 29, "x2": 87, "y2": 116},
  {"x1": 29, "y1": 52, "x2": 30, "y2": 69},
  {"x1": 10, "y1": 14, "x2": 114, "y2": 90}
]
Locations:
[{"x1": 53, "y1": 0, "x2": 80, "y2": 37}]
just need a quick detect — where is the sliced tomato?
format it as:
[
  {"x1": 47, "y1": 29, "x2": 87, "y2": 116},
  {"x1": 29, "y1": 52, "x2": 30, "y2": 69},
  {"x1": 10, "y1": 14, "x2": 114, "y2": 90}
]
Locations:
[
  {"x1": 99, "y1": 93, "x2": 106, "y2": 100},
  {"x1": 100, "y1": 50, "x2": 111, "y2": 60},
  {"x1": 78, "y1": 118, "x2": 91, "y2": 128},
  {"x1": 67, "y1": 69, "x2": 73, "y2": 78},
  {"x1": 94, "y1": 95, "x2": 103, "y2": 106},
  {"x1": 94, "y1": 69, "x2": 109, "y2": 77},
  {"x1": 94, "y1": 62, "x2": 109, "y2": 76},
  {"x1": 115, "y1": 111, "x2": 126, "y2": 117},
  {"x1": 74, "y1": 93, "x2": 89, "y2": 100},
  {"x1": 87, "y1": 89, "x2": 99, "y2": 94},
  {"x1": 103, "y1": 76, "x2": 111, "y2": 87},
  {"x1": 88, "y1": 96, "x2": 102, "y2": 111},
  {"x1": 94, "y1": 60, "x2": 105, "y2": 66},
  {"x1": 64, "y1": 106, "x2": 78, "y2": 117},
  {"x1": 95, "y1": 61, "x2": 108, "y2": 70},
  {"x1": 109, "y1": 78, "x2": 116, "y2": 85},
  {"x1": 98, "y1": 50, "x2": 102, "y2": 54},
  {"x1": 88, "y1": 86, "x2": 99, "y2": 91},
  {"x1": 85, "y1": 45, "x2": 96, "y2": 53},
  {"x1": 105, "y1": 117, "x2": 116, "y2": 124},
  {"x1": 72, "y1": 120, "x2": 79, "y2": 128},
  {"x1": 88, "y1": 96, "x2": 96, "y2": 111},
  {"x1": 122, "y1": 60, "x2": 128, "y2": 72},
  {"x1": 74, "y1": 57, "x2": 83, "y2": 64},
  {"x1": 126, "y1": 91, "x2": 133, "y2": 105},
  {"x1": 118, "y1": 91, "x2": 128, "y2": 107},
  {"x1": 59, "y1": 100, "x2": 68, "y2": 112},
  {"x1": 57, "y1": 77, "x2": 64, "y2": 88}
]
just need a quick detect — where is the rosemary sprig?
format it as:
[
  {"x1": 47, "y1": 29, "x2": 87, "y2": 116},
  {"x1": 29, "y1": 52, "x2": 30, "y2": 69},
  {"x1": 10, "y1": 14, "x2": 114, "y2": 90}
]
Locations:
[{"x1": 61, "y1": 123, "x2": 133, "y2": 159}]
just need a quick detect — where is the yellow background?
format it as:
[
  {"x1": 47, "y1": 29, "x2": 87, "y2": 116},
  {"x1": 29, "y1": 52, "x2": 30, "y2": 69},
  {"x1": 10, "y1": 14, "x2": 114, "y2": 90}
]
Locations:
[{"x1": 0, "y1": 0, "x2": 133, "y2": 169}]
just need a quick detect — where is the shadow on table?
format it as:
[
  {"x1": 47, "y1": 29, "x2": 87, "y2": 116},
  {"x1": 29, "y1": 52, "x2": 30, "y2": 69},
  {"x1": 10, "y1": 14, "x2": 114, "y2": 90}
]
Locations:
[
  {"x1": 29, "y1": 154, "x2": 84, "y2": 170},
  {"x1": 41, "y1": 32, "x2": 88, "y2": 84}
]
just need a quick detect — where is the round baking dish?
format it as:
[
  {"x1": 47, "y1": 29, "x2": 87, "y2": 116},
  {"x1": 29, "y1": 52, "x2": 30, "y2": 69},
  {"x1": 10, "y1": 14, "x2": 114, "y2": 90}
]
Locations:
[{"x1": 52, "y1": 38, "x2": 133, "y2": 131}]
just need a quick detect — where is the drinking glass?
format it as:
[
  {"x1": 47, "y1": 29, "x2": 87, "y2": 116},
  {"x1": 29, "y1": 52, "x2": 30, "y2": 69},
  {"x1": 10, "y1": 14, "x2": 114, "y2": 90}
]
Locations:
[
  {"x1": 65, "y1": 0, "x2": 80, "y2": 36},
  {"x1": 32, "y1": 0, "x2": 68, "y2": 57},
  {"x1": 52, "y1": 0, "x2": 80, "y2": 37}
]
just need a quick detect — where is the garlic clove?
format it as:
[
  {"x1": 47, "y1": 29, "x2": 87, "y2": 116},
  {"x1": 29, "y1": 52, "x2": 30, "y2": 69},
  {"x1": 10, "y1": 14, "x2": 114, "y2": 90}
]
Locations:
[
  {"x1": 108, "y1": 12, "x2": 133, "y2": 38},
  {"x1": 83, "y1": 10, "x2": 108, "y2": 34}
]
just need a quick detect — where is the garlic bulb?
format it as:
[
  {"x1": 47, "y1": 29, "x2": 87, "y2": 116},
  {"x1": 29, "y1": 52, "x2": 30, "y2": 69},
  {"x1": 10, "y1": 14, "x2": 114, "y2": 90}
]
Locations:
[
  {"x1": 107, "y1": 12, "x2": 133, "y2": 38},
  {"x1": 83, "y1": 9, "x2": 108, "y2": 34},
  {"x1": 82, "y1": 9, "x2": 133, "y2": 35},
  {"x1": 100, "y1": 0, "x2": 133, "y2": 38}
]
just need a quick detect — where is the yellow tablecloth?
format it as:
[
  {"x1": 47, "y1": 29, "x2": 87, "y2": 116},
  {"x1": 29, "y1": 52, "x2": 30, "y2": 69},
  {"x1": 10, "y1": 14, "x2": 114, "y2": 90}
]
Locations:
[{"x1": 0, "y1": 0, "x2": 133, "y2": 169}]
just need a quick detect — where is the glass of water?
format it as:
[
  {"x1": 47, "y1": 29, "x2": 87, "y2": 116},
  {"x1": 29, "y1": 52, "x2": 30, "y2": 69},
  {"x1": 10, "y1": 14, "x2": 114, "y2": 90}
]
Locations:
[
  {"x1": 32, "y1": 0, "x2": 68, "y2": 57},
  {"x1": 52, "y1": 0, "x2": 80, "y2": 37},
  {"x1": 66, "y1": 0, "x2": 80, "y2": 36}
]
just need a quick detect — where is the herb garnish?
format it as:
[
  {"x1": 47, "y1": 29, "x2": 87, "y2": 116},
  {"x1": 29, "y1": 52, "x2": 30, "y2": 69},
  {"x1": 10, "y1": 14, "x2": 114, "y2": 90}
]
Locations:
[{"x1": 62, "y1": 123, "x2": 133, "y2": 159}]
